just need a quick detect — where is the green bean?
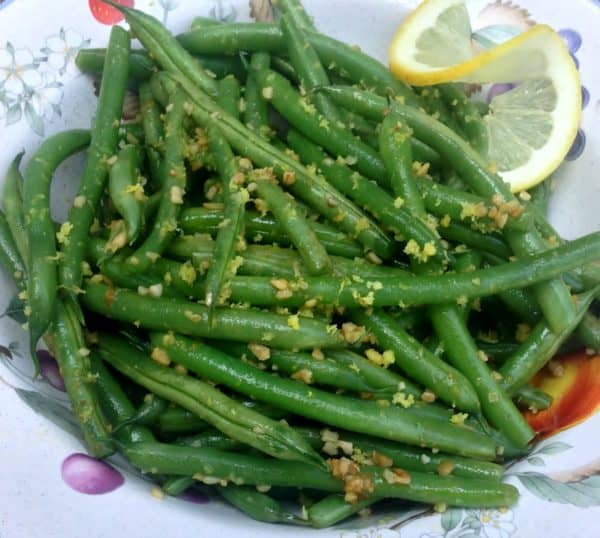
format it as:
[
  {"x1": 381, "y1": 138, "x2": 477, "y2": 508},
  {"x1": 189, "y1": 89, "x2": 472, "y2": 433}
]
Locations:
[
  {"x1": 217, "y1": 341, "x2": 418, "y2": 397},
  {"x1": 76, "y1": 47, "x2": 247, "y2": 85},
  {"x1": 126, "y1": 88, "x2": 187, "y2": 273},
  {"x1": 220, "y1": 232, "x2": 600, "y2": 308},
  {"x1": 89, "y1": 352, "x2": 155, "y2": 444},
  {"x1": 159, "y1": 73, "x2": 392, "y2": 259},
  {"x1": 318, "y1": 86, "x2": 522, "y2": 207},
  {"x1": 307, "y1": 494, "x2": 379, "y2": 528},
  {"x1": 482, "y1": 253, "x2": 541, "y2": 323},
  {"x1": 495, "y1": 287, "x2": 542, "y2": 326},
  {"x1": 204, "y1": 123, "x2": 247, "y2": 309},
  {"x1": 139, "y1": 82, "x2": 164, "y2": 188},
  {"x1": 76, "y1": 48, "x2": 154, "y2": 87},
  {"x1": 304, "y1": 33, "x2": 419, "y2": 104},
  {"x1": 176, "y1": 24, "x2": 420, "y2": 104},
  {"x1": 417, "y1": 178, "x2": 530, "y2": 233},
  {"x1": 257, "y1": 69, "x2": 387, "y2": 184},
  {"x1": 87, "y1": 246, "x2": 185, "y2": 300},
  {"x1": 428, "y1": 303, "x2": 534, "y2": 447},
  {"x1": 161, "y1": 476, "x2": 195, "y2": 496},
  {"x1": 295, "y1": 425, "x2": 503, "y2": 480},
  {"x1": 577, "y1": 311, "x2": 600, "y2": 351},
  {"x1": 217, "y1": 75, "x2": 241, "y2": 119},
  {"x1": 118, "y1": 122, "x2": 144, "y2": 145},
  {"x1": 439, "y1": 222, "x2": 512, "y2": 259},
  {"x1": 111, "y1": 3, "x2": 218, "y2": 97},
  {"x1": 326, "y1": 349, "x2": 422, "y2": 397},
  {"x1": 90, "y1": 233, "x2": 374, "y2": 300},
  {"x1": 179, "y1": 207, "x2": 364, "y2": 258},
  {"x1": 98, "y1": 332, "x2": 324, "y2": 467},
  {"x1": 379, "y1": 113, "x2": 424, "y2": 215},
  {"x1": 176, "y1": 429, "x2": 242, "y2": 451},
  {"x1": 125, "y1": 440, "x2": 339, "y2": 487},
  {"x1": 3, "y1": 194, "x2": 110, "y2": 457},
  {"x1": 108, "y1": 144, "x2": 145, "y2": 245},
  {"x1": 2, "y1": 152, "x2": 29, "y2": 265},
  {"x1": 159, "y1": 399, "x2": 286, "y2": 435},
  {"x1": 506, "y1": 229, "x2": 576, "y2": 335},
  {"x1": 23, "y1": 129, "x2": 91, "y2": 355},
  {"x1": 156, "y1": 407, "x2": 210, "y2": 434},
  {"x1": 438, "y1": 83, "x2": 487, "y2": 153},
  {"x1": 81, "y1": 282, "x2": 344, "y2": 350},
  {"x1": 122, "y1": 441, "x2": 517, "y2": 506},
  {"x1": 338, "y1": 107, "x2": 377, "y2": 137},
  {"x1": 280, "y1": 13, "x2": 341, "y2": 123},
  {"x1": 112, "y1": 393, "x2": 169, "y2": 432},
  {"x1": 150, "y1": 333, "x2": 497, "y2": 459},
  {"x1": 514, "y1": 385, "x2": 553, "y2": 411},
  {"x1": 351, "y1": 310, "x2": 479, "y2": 412},
  {"x1": 168, "y1": 235, "x2": 405, "y2": 281},
  {"x1": 177, "y1": 23, "x2": 286, "y2": 55},
  {"x1": 206, "y1": 191, "x2": 247, "y2": 306},
  {"x1": 0, "y1": 210, "x2": 27, "y2": 290},
  {"x1": 273, "y1": 0, "x2": 314, "y2": 29},
  {"x1": 254, "y1": 179, "x2": 331, "y2": 275},
  {"x1": 500, "y1": 286, "x2": 599, "y2": 393},
  {"x1": 368, "y1": 469, "x2": 517, "y2": 507},
  {"x1": 319, "y1": 85, "x2": 577, "y2": 333},
  {"x1": 270, "y1": 55, "x2": 299, "y2": 84},
  {"x1": 190, "y1": 16, "x2": 222, "y2": 30},
  {"x1": 52, "y1": 300, "x2": 113, "y2": 457},
  {"x1": 199, "y1": 55, "x2": 247, "y2": 82},
  {"x1": 476, "y1": 341, "x2": 521, "y2": 361},
  {"x1": 220, "y1": 486, "x2": 308, "y2": 524},
  {"x1": 287, "y1": 129, "x2": 448, "y2": 266},
  {"x1": 244, "y1": 52, "x2": 271, "y2": 137},
  {"x1": 59, "y1": 26, "x2": 130, "y2": 302},
  {"x1": 418, "y1": 86, "x2": 467, "y2": 139}
]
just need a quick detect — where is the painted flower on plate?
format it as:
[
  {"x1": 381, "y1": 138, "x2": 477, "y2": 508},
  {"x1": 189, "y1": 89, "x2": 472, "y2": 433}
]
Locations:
[
  {"x1": 159, "y1": 0, "x2": 182, "y2": 10},
  {"x1": 30, "y1": 72, "x2": 63, "y2": 120},
  {"x1": 420, "y1": 508, "x2": 516, "y2": 538},
  {"x1": 476, "y1": 509, "x2": 516, "y2": 538},
  {"x1": 42, "y1": 28, "x2": 91, "y2": 76},
  {"x1": 0, "y1": 43, "x2": 42, "y2": 96}
]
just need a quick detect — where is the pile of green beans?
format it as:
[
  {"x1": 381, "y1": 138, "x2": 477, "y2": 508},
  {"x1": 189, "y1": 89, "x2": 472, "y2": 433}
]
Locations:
[{"x1": 1, "y1": 0, "x2": 598, "y2": 529}]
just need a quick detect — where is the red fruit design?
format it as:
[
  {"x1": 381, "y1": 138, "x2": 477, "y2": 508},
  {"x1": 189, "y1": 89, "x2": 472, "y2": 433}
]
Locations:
[
  {"x1": 89, "y1": 0, "x2": 134, "y2": 25},
  {"x1": 524, "y1": 350, "x2": 600, "y2": 439}
]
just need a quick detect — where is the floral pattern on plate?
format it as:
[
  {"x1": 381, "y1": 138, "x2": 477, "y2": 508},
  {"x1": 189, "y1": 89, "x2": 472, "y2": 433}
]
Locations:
[
  {"x1": 0, "y1": 0, "x2": 599, "y2": 537},
  {"x1": 0, "y1": 28, "x2": 90, "y2": 135}
]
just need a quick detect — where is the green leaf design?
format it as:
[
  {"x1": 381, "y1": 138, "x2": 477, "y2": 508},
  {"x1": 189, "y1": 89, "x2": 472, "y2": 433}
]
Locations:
[
  {"x1": 24, "y1": 102, "x2": 44, "y2": 136},
  {"x1": 3, "y1": 291, "x2": 27, "y2": 324},
  {"x1": 526, "y1": 456, "x2": 546, "y2": 467},
  {"x1": 536, "y1": 442, "x2": 573, "y2": 456},
  {"x1": 0, "y1": 344, "x2": 13, "y2": 359},
  {"x1": 462, "y1": 514, "x2": 482, "y2": 531},
  {"x1": 5, "y1": 103, "x2": 22, "y2": 125},
  {"x1": 441, "y1": 508, "x2": 463, "y2": 531},
  {"x1": 517, "y1": 472, "x2": 600, "y2": 507},
  {"x1": 13, "y1": 387, "x2": 84, "y2": 443}
]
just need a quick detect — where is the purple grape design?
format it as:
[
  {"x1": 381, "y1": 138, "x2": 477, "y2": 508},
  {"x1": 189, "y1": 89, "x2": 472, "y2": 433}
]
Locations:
[
  {"x1": 558, "y1": 28, "x2": 587, "y2": 160},
  {"x1": 37, "y1": 349, "x2": 66, "y2": 392},
  {"x1": 61, "y1": 453, "x2": 125, "y2": 494}
]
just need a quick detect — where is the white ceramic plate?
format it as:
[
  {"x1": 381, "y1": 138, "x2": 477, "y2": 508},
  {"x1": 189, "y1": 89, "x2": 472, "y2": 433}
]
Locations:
[{"x1": 1, "y1": 1, "x2": 599, "y2": 537}]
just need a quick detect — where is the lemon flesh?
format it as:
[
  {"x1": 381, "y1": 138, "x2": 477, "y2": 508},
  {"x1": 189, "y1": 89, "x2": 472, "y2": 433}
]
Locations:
[{"x1": 388, "y1": 0, "x2": 581, "y2": 191}]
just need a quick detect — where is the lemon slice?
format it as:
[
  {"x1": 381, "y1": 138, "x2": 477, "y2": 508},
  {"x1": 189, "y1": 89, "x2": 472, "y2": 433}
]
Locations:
[{"x1": 388, "y1": 0, "x2": 581, "y2": 192}]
